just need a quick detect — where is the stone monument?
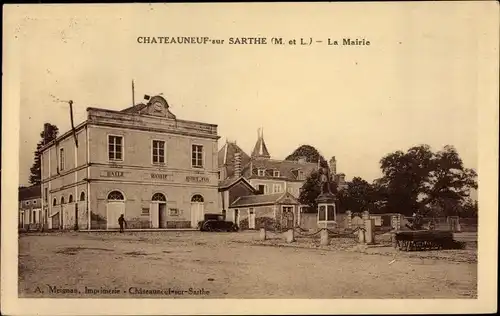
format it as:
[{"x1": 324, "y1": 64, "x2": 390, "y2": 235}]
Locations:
[{"x1": 316, "y1": 165, "x2": 337, "y2": 228}]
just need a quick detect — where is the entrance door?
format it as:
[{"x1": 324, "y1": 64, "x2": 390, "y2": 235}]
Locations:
[
  {"x1": 62, "y1": 204, "x2": 71, "y2": 229},
  {"x1": 282, "y1": 206, "x2": 294, "y2": 229},
  {"x1": 107, "y1": 202, "x2": 125, "y2": 229},
  {"x1": 20, "y1": 211, "x2": 25, "y2": 228},
  {"x1": 159, "y1": 204, "x2": 167, "y2": 228},
  {"x1": 51, "y1": 212, "x2": 60, "y2": 230},
  {"x1": 150, "y1": 203, "x2": 160, "y2": 228},
  {"x1": 106, "y1": 190, "x2": 125, "y2": 229},
  {"x1": 151, "y1": 193, "x2": 167, "y2": 229},
  {"x1": 248, "y1": 208, "x2": 256, "y2": 229},
  {"x1": 190, "y1": 194, "x2": 205, "y2": 228}
]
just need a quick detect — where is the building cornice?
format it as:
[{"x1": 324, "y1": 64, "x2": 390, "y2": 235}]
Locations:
[
  {"x1": 39, "y1": 121, "x2": 88, "y2": 153},
  {"x1": 88, "y1": 121, "x2": 220, "y2": 140}
]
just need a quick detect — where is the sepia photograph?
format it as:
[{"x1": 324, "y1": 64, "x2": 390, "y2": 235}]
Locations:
[{"x1": 2, "y1": 2, "x2": 498, "y2": 315}]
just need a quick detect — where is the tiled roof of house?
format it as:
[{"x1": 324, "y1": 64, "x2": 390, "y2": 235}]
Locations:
[
  {"x1": 19, "y1": 185, "x2": 41, "y2": 201},
  {"x1": 218, "y1": 176, "x2": 258, "y2": 192},
  {"x1": 241, "y1": 158, "x2": 318, "y2": 181},
  {"x1": 218, "y1": 141, "x2": 251, "y2": 177},
  {"x1": 230, "y1": 192, "x2": 299, "y2": 208}
]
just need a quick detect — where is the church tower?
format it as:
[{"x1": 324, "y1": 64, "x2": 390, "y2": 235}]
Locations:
[{"x1": 251, "y1": 128, "x2": 271, "y2": 159}]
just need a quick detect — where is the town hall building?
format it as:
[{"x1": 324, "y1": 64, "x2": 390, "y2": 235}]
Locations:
[{"x1": 40, "y1": 95, "x2": 220, "y2": 230}]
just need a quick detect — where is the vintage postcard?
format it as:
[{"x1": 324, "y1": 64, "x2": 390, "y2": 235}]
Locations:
[{"x1": 1, "y1": 2, "x2": 498, "y2": 315}]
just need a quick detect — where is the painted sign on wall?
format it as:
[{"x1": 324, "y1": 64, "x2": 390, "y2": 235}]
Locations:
[
  {"x1": 150, "y1": 173, "x2": 173, "y2": 181},
  {"x1": 186, "y1": 176, "x2": 210, "y2": 183},
  {"x1": 101, "y1": 170, "x2": 125, "y2": 178}
]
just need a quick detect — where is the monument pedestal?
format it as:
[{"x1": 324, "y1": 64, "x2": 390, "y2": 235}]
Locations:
[{"x1": 317, "y1": 193, "x2": 336, "y2": 228}]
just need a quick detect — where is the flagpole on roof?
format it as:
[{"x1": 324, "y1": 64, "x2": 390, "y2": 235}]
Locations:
[{"x1": 132, "y1": 80, "x2": 135, "y2": 106}]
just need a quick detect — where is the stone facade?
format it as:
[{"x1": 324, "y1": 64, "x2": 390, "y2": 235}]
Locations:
[{"x1": 40, "y1": 95, "x2": 220, "y2": 230}]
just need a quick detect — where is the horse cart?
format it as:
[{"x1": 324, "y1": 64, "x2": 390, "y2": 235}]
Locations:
[{"x1": 393, "y1": 230, "x2": 464, "y2": 251}]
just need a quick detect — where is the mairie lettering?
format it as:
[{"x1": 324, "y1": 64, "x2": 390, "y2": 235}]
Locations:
[
  {"x1": 105, "y1": 171, "x2": 124, "y2": 177},
  {"x1": 151, "y1": 173, "x2": 171, "y2": 180},
  {"x1": 186, "y1": 176, "x2": 210, "y2": 183}
]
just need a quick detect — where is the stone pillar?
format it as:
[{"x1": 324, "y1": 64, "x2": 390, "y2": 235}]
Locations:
[
  {"x1": 259, "y1": 228, "x2": 267, "y2": 241},
  {"x1": 284, "y1": 229, "x2": 295, "y2": 243},
  {"x1": 320, "y1": 229, "x2": 330, "y2": 246},
  {"x1": 358, "y1": 228, "x2": 365, "y2": 244},
  {"x1": 346, "y1": 210, "x2": 352, "y2": 230},
  {"x1": 391, "y1": 232, "x2": 398, "y2": 248},
  {"x1": 365, "y1": 219, "x2": 375, "y2": 244},
  {"x1": 392, "y1": 215, "x2": 401, "y2": 231},
  {"x1": 362, "y1": 211, "x2": 370, "y2": 220}
]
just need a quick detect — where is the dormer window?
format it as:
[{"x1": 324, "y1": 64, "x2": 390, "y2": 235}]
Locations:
[
  {"x1": 258, "y1": 169, "x2": 265, "y2": 177},
  {"x1": 298, "y1": 170, "x2": 305, "y2": 180},
  {"x1": 273, "y1": 170, "x2": 280, "y2": 177}
]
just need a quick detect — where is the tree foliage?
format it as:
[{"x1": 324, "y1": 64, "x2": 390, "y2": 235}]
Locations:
[
  {"x1": 337, "y1": 177, "x2": 378, "y2": 214},
  {"x1": 285, "y1": 144, "x2": 328, "y2": 167},
  {"x1": 29, "y1": 123, "x2": 59, "y2": 185},
  {"x1": 378, "y1": 144, "x2": 477, "y2": 216},
  {"x1": 298, "y1": 144, "x2": 477, "y2": 217}
]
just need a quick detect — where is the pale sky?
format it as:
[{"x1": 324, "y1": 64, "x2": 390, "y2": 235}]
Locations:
[{"x1": 16, "y1": 4, "x2": 480, "y2": 186}]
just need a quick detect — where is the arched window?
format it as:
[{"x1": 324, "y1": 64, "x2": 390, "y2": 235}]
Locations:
[
  {"x1": 152, "y1": 193, "x2": 166, "y2": 202},
  {"x1": 80, "y1": 192, "x2": 85, "y2": 201},
  {"x1": 69, "y1": 195, "x2": 73, "y2": 203},
  {"x1": 53, "y1": 198, "x2": 57, "y2": 206},
  {"x1": 60, "y1": 196, "x2": 65, "y2": 205},
  {"x1": 191, "y1": 194, "x2": 204, "y2": 203},
  {"x1": 107, "y1": 190, "x2": 124, "y2": 201}
]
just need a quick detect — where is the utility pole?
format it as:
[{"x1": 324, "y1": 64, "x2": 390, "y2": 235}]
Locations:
[
  {"x1": 51, "y1": 95, "x2": 79, "y2": 231},
  {"x1": 50, "y1": 95, "x2": 78, "y2": 148}
]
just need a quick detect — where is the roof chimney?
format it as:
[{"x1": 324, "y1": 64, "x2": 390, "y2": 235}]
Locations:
[{"x1": 234, "y1": 152, "x2": 242, "y2": 178}]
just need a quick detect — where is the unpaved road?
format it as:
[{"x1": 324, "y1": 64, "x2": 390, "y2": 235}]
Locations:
[{"x1": 18, "y1": 231, "x2": 477, "y2": 299}]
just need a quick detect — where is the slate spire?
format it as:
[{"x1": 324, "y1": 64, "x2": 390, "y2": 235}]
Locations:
[{"x1": 251, "y1": 128, "x2": 271, "y2": 159}]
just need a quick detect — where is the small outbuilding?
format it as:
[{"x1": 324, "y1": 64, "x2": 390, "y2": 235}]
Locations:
[{"x1": 227, "y1": 191, "x2": 300, "y2": 230}]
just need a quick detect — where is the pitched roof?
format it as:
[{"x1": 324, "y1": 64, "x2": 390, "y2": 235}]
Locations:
[
  {"x1": 218, "y1": 176, "x2": 258, "y2": 193},
  {"x1": 242, "y1": 158, "x2": 318, "y2": 181},
  {"x1": 251, "y1": 129, "x2": 271, "y2": 159},
  {"x1": 218, "y1": 141, "x2": 251, "y2": 178},
  {"x1": 230, "y1": 191, "x2": 299, "y2": 208},
  {"x1": 19, "y1": 185, "x2": 41, "y2": 201}
]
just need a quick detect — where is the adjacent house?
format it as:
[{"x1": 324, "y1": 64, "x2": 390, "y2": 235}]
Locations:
[
  {"x1": 218, "y1": 129, "x2": 348, "y2": 229},
  {"x1": 19, "y1": 185, "x2": 42, "y2": 230}
]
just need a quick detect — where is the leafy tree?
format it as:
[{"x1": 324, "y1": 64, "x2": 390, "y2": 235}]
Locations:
[
  {"x1": 378, "y1": 144, "x2": 477, "y2": 216},
  {"x1": 29, "y1": 123, "x2": 59, "y2": 185},
  {"x1": 286, "y1": 144, "x2": 328, "y2": 167},
  {"x1": 337, "y1": 177, "x2": 378, "y2": 214},
  {"x1": 423, "y1": 145, "x2": 478, "y2": 216},
  {"x1": 458, "y1": 198, "x2": 478, "y2": 218},
  {"x1": 298, "y1": 170, "x2": 338, "y2": 212}
]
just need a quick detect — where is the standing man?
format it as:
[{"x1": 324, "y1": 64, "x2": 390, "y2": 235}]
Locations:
[{"x1": 118, "y1": 214, "x2": 127, "y2": 233}]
